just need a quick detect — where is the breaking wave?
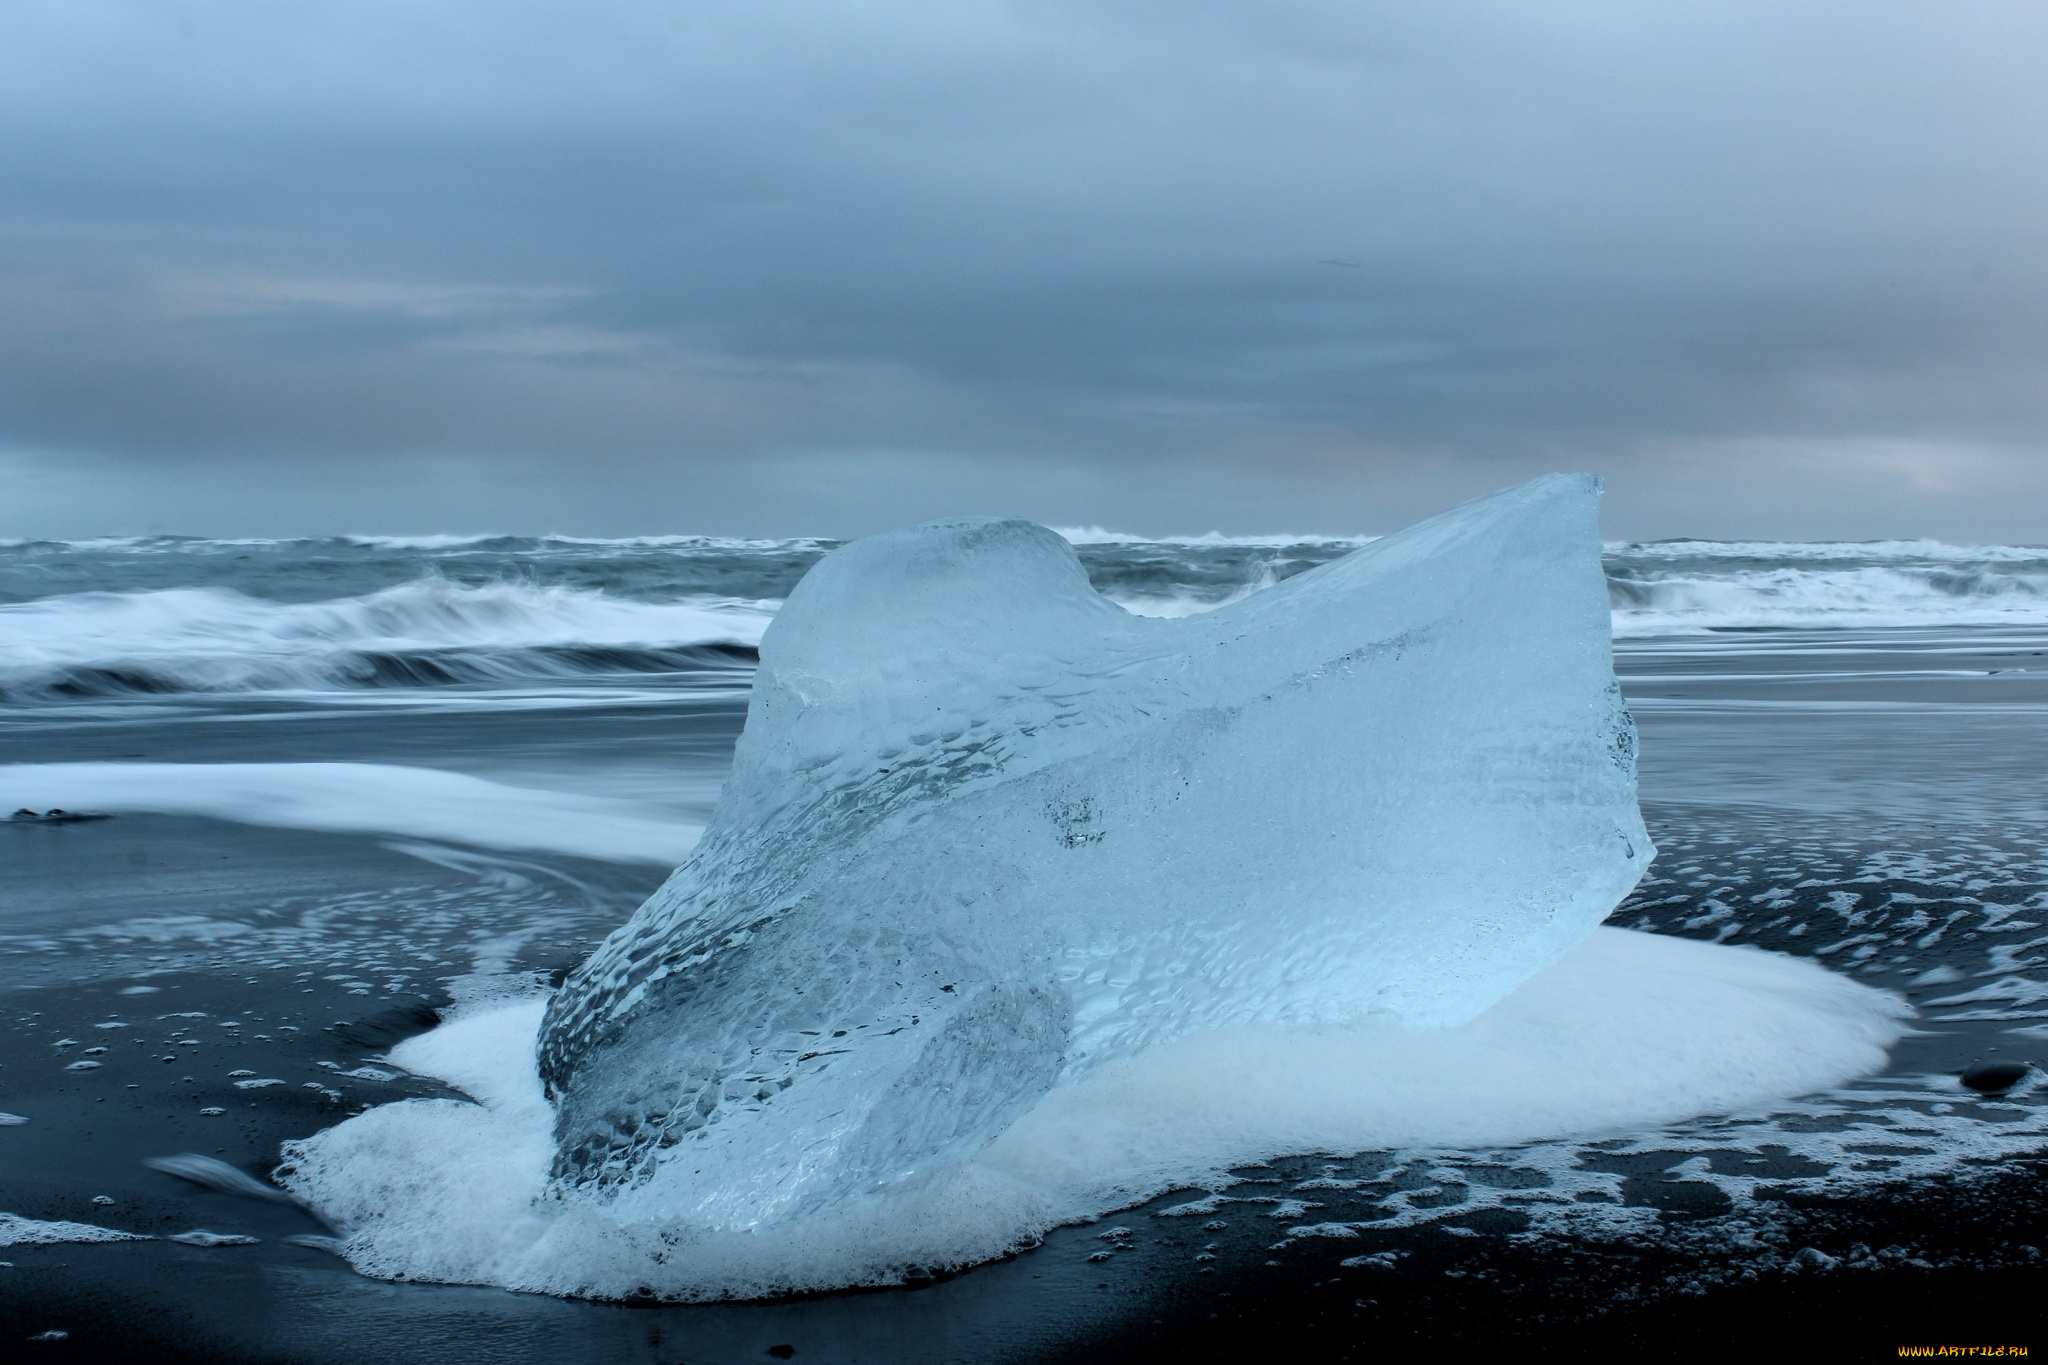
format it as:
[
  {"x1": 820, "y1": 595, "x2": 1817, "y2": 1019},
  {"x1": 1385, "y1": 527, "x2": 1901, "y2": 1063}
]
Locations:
[
  {"x1": 1064, "y1": 533, "x2": 2048, "y2": 633},
  {"x1": 2, "y1": 537, "x2": 2045, "y2": 701},
  {"x1": 1605, "y1": 541, "x2": 2048, "y2": 636},
  {"x1": 0, "y1": 579, "x2": 770, "y2": 700}
]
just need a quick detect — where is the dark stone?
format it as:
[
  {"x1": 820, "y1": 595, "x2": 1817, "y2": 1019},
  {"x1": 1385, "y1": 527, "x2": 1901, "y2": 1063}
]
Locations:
[
  {"x1": 1961, "y1": 1061, "x2": 2031, "y2": 1093},
  {"x1": 767, "y1": 1347, "x2": 796, "y2": 1360}
]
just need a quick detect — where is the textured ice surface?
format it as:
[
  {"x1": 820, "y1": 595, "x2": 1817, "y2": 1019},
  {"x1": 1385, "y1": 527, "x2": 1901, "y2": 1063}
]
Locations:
[{"x1": 536, "y1": 473, "x2": 1653, "y2": 1231}]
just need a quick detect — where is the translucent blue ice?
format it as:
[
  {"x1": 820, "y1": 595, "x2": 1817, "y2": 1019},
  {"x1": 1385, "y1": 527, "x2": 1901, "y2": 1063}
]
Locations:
[{"x1": 537, "y1": 473, "x2": 1651, "y2": 1230}]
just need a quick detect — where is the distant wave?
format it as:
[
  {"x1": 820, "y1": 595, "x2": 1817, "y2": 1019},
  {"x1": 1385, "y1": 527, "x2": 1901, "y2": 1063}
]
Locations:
[
  {"x1": 1085, "y1": 537, "x2": 2048, "y2": 633},
  {"x1": 3, "y1": 539, "x2": 2045, "y2": 701},
  {"x1": 1055, "y1": 526, "x2": 1378, "y2": 548},
  {"x1": 1612, "y1": 537, "x2": 2048, "y2": 564},
  {"x1": 1606, "y1": 541, "x2": 2048, "y2": 635},
  {"x1": 1109, "y1": 573, "x2": 2048, "y2": 633},
  {"x1": 338, "y1": 533, "x2": 839, "y2": 554},
  {"x1": 0, "y1": 579, "x2": 771, "y2": 700},
  {"x1": 0, "y1": 532, "x2": 838, "y2": 554},
  {"x1": 1106, "y1": 567, "x2": 1287, "y2": 618}
]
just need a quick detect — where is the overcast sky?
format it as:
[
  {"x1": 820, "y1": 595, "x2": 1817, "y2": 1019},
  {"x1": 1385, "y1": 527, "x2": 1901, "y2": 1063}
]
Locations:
[{"x1": 3, "y1": 1, "x2": 2046, "y2": 541}]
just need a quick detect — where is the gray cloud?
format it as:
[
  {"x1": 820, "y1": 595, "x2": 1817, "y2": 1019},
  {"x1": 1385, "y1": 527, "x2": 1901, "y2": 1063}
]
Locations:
[{"x1": 3, "y1": 0, "x2": 2047, "y2": 538}]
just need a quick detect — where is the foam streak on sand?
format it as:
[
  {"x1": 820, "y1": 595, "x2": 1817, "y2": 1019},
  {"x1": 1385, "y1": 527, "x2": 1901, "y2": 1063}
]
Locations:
[
  {"x1": 0, "y1": 763, "x2": 700, "y2": 864},
  {"x1": 0, "y1": 1212, "x2": 148, "y2": 1247},
  {"x1": 277, "y1": 929, "x2": 1906, "y2": 1302}
]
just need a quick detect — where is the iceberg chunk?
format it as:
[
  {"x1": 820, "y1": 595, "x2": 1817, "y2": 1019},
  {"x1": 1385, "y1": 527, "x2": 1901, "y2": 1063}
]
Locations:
[{"x1": 537, "y1": 473, "x2": 1652, "y2": 1229}]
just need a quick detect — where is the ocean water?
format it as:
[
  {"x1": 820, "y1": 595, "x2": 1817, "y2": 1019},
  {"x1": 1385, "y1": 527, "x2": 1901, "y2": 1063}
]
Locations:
[{"x1": 1, "y1": 531, "x2": 2045, "y2": 1360}]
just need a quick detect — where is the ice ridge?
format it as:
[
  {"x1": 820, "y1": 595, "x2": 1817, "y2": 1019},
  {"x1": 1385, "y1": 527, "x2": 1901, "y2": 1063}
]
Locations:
[{"x1": 536, "y1": 473, "x2": 1653, "y2": 1232}]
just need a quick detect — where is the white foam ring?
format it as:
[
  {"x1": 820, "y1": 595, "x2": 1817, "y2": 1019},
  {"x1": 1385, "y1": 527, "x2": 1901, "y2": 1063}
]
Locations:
[{"x1": 277, "y1": 929, "x2": 1907, "y2": 1302}]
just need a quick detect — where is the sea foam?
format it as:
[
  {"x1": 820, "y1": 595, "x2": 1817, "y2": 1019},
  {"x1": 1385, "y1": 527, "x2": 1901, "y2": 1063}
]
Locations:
[
  {"x1": 0, "y1": 762, "x2": 699, "y2": 864},
  {"x1": 277, "y1": 928, "x2": 1905, "y2": 1301}
]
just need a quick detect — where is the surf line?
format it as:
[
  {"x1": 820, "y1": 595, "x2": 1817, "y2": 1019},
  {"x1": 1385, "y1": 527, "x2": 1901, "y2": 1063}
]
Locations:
[{"x1": 0, "y1": 762, "x2": 700, "y2": 865}]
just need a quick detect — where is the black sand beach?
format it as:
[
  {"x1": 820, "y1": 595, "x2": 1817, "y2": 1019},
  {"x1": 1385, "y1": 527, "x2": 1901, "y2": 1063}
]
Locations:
[{"x1": 5, "y1": 541, "x2": 2048, "y2": 1362}]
